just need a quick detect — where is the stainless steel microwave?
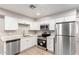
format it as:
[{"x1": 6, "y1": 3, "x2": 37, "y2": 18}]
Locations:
[{"x1": 40, "y1": 24, "x2": 49, "y2": 30}]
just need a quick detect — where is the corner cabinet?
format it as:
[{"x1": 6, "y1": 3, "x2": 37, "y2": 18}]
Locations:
[{"x1": 4, "y1": 16, "x2": 18, "y2": 30}]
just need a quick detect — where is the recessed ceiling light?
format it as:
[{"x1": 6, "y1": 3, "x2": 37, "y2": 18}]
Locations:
[{"x1": 36, "y1": 12, "x2": 40, "y2": 16}]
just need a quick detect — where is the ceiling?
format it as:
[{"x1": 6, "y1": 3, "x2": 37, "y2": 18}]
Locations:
[{"x1": 0, "y1": 4, "x2": 79, "y2": 19}]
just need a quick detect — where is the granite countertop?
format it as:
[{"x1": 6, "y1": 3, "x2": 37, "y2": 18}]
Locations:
[
  {"x1": 0, "y1": 35, "x2": 37, "y2": 41},
  {"x1": 0, "y1": 35, "x2": 22, "y2": 41}
]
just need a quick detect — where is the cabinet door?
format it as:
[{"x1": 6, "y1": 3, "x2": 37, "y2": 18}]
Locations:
[
  {"x1": 28, "y1": 38, "x2": 32, "y2": 48},
  {"x1": 28, "y1": 37, "x2": 37, "y2": 48},
  {"x1": 40, "y1": 20, "x2": 50, "y2": 26},
  {"x1": 5, "y1": 16, "x2": 18, "y2": 30},
  {"x1": 20, "y1": 39, "x2": 28, "y2": 51},
  {"x1": 49, "y1": 20, "x2": 56, "y2": 30},
  {"x1": 47, "y1": 37, "x2": 54, "y2": 52},
  {"x1": 36, "y1": 22, "x2": 40, "y2": 30},
  {"x1": 21, "y1": 37, "x2": 37, "y2": 52},
  {"x1": 32, "y1": 37, "x2": 37, "y2": 46},
  {"x1": 65, "y1": 16, "x2": 76, "y2": 21},
  {"x1": 56, "y1": 17, "x2": 65, "y2": 23},
  {"x1": 30, "y1": 22, "x2": 40, "y2": 30}
]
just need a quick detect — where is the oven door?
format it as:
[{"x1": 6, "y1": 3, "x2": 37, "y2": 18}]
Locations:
[{"x1": 37, "y1": 39, "x2": 46, "y2": 48}]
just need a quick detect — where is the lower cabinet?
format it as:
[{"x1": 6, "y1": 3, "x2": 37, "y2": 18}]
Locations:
[
  {"x1": 20, "y1": 37, "x2": 37, "y2": 52},
  {"x1": 47, "y1": 36, "x2": 54, "y2": 52},
  {"x1": 20, "y1": 38, "x2": 28, "y2": 51},
  {"x1": 32, "y1": 37, "x2": 37, "y2": 46}
]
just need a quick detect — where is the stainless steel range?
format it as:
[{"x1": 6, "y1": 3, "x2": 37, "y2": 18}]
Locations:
[
  {"x1": 37, "y1": 36, "x2": 47, "y2": 49},
  {"x1": 37, "y1": 31, "x2": 51, "y2": 50}
]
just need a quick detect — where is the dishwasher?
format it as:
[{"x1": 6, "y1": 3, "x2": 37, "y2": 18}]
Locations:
[{"x1": 6, "y1": 39, "x2": 20, "y2": 55}]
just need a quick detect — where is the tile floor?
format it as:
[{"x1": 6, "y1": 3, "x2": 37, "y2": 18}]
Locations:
[{"x1": 19, "y1": 47, "x2": 53, "y2": 55}]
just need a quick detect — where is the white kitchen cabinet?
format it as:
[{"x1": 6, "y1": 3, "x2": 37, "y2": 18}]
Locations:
[
  {"x1": 65, "y1": 16, "x2": 76, "y2": 22},
  {"x1": 30, "y1": 22, "x2": 40, "y2": 30},
  {"x1": 5, "y1": 16, "x2": 18, "y2": 30},
  {"x1": 49, "y1": 20, "x2": 56, "y2": 30},
  {"x1": 20, "y1": 37, "x2": 37, "y2": 52},
  {"x1": 32, "y1": 37, "x2": 37, "y2": 46},
  {"x1": 56, "y1": 16, "x2": 76, "y2": 23},
  {"x1": 27, "y1": 38, "x2": 32, "y2": 49},
  {"x1": 20, "y1": 38, "x2": 28, "y2": 51},
  {"x1": 56, "y1": 17, "x2": 65, "y2": 23},
  {"x1": 28, "y1": 37, "x2": 37, "y2": 47},
  {"x1": 47, "y1": 36, "x2": 54, "y2": 52},
  {"x1": 39, "y1": 20, "x2": 50, "y2": 26}
]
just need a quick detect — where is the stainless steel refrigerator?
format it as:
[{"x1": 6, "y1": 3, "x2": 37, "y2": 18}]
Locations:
[{"x1": 55, "y1": 21, "x2": 76, "y2": 55}]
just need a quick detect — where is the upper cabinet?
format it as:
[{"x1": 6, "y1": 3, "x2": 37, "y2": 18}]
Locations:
[
  {"x1": 4, "y1": 16, "x2": 18, "y2": 30},
  {"x1": 30, "y1": 22, "x2": 40, "y2": 30},
  {"x1": 64, "y1": 16, "x2": 76, "y2": 22},
  {"x1": 56, "y1": 17, "x2": 65, "y2": 23},
  {"x1": 56, "y1": 16, "x2": 76, "y2": 23},
  {"x1": 49, "y1": 20, "x2": 56, "y2": 30},
  {"x1": 40, "y1": 19, "x2": 50, "y2": 25}
]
